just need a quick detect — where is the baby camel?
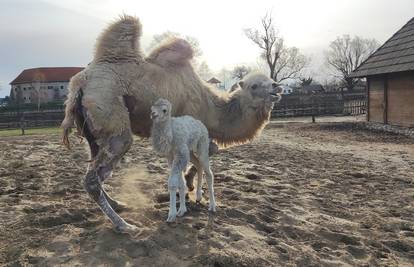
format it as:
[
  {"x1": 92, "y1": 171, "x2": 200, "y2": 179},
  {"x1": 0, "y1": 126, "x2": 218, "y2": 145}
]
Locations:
[{"x1": 150, "y1": 98, "x2": 216, "y2": 222}]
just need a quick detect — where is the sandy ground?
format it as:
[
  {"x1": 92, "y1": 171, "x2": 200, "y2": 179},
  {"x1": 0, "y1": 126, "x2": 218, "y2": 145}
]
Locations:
[{"x1": 1, "y1": 121, "x2": 414, "y2": 266}]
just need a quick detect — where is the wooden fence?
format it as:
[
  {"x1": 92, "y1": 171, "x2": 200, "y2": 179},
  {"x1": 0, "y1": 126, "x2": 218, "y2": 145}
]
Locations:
[
  {"x1": 272, "y1": 93, "x2": 366, "y2": 118},
  {"x1": 0, "y1": 110, "x2": 64, "y2": 130},
  {"x1": 0, "y1": 92, "x2": 367, "y2": 131}
]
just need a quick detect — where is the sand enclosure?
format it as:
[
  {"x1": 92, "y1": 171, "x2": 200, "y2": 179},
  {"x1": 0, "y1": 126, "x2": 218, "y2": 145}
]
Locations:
[{"x1": 1, "y1": 121, "x2": 414, "y2": 266}]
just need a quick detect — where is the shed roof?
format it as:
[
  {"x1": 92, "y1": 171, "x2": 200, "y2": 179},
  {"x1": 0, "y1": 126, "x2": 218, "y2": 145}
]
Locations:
[
  {"x1": 350, "y1": 17, "x2": 414, "y2": 78},
  {"x1": 10, "y1": 67, "x2": 84, "y2": 85},
  {"x1": 207, "y1": 77, "x2": 221, "y2": 84}
]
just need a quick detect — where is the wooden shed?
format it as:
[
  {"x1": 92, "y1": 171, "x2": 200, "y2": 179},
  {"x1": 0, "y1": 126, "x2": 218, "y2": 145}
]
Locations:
[{"x1": 350, "y1": 17, "x2": 414, "y2": 127}]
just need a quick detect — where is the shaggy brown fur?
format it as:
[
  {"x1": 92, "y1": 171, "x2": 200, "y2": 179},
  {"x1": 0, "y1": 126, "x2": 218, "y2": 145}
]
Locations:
[
  {"x1": 62, "y1": 15, "x2": 280, "y2": 148},
  {"x1": 60, "y1": 15, "x2": 281, "y2": 234}
]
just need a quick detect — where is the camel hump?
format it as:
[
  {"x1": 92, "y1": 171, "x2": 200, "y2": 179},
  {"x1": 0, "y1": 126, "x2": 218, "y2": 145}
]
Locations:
[
  {"x1": 94, "y1": 15, "x2": 142, "y2": 62},
  {"x1": 147, "y1": 38, "x2": 194, "y2": 67}
]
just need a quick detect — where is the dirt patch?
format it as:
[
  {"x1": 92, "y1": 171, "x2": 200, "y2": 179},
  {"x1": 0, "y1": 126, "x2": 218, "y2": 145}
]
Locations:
[{"x1": 1, "y1": 122, "x2": 414, "y2": 266}]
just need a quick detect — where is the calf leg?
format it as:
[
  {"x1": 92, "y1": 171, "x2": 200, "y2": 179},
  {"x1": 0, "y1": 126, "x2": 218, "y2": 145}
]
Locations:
[
  {"x1": 177, "y1": 172, "x2": 187, "y2": 217},
  {"x1": 200, "y1": 154, "x2": 216, "y2": 212},
  {"x1": 193, "y1": 161, "x2": 203, "y2": 203},
  {"x1": 167, "y1": 174, "x2": 178, "y2": 222},
  {"x1": 185, "y1": 140, "x2": 218, "y2": 191},
  {"x1": 167, "y1": 149, "x2": 189, "y2": 222}
]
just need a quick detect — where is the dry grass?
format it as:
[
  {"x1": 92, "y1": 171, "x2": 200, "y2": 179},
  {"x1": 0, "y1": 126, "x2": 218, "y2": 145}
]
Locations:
[{"x1": 0, "y1": 127, "x2": 61, "y2": 137}]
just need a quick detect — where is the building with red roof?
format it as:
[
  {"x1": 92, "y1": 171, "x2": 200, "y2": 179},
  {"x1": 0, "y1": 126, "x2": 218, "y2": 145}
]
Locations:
[{"x1": 10, "y1": 67, "x2": 83, "y2": 104}]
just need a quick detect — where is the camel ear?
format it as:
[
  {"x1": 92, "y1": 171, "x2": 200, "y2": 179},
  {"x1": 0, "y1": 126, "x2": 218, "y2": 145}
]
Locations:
[{"x1": 238, "y1": 81, "x2": 244, "y2": 89}]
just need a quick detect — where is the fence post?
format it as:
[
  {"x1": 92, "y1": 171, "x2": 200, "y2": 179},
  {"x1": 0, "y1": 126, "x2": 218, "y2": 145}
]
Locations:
[
  {"x1": 20, "y1": 116, "x2": 26, "y2": 135},
  {"x1": 311, "y1": 93, "x2": 316, "y2": 123}
]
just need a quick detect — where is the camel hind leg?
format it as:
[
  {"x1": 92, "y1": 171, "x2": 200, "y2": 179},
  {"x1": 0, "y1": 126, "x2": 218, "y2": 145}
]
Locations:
[
  {"x1": 84, "y1": 129, "x2": 139, "y2": 234},
  {"x1": 75, "y1": 99, "x2": 138, "y2": 234}
]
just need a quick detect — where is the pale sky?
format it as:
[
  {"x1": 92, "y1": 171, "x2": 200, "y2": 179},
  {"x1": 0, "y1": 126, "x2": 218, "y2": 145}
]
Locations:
[{"x1": 1, "y1": 0, "x2": 413, "y2": 97}]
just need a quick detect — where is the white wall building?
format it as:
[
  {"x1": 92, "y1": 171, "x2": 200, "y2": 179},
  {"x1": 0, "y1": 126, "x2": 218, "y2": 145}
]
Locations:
[
  {"x1": 279, "y1": 85, "x2": 294, "y2": 95},
  {"x1": 10, "y1": 67, "x2": 84, "y2": 104}
]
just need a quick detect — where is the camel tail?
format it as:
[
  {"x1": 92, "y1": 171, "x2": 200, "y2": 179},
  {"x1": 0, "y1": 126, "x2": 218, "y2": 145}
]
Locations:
[
  {"x1": 94, "y1": 15, "x2": 142, "y2": 62},
  {"x1": 61, "y1": 71, "x2": 87, "y2": 149}
]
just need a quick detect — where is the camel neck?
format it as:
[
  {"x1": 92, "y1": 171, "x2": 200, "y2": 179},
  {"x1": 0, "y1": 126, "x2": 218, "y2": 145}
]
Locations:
[
  {"x1": 151, "y1": 120, "x2": 173, "y2": 155},
  {"x1": 209, "y1": 92, "x2": 273, "y2": 146}
]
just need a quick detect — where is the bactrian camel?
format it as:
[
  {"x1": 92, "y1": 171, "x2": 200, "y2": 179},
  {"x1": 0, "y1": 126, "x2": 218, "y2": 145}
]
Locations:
[{"x1": 62, "y1": 15, "x2": 282, "y2": 234}]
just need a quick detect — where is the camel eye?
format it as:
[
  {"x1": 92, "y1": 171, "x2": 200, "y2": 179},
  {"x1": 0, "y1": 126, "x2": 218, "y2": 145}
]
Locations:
[
  {"x1": 163, "y1": 109, "x2": 167, "y2": 113},
  {"x1": 251, "y1": 84, "x2": 258, "y2": 90}
]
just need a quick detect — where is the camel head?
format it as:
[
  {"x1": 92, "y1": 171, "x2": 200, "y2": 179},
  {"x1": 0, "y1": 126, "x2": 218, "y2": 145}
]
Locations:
[
  {"x1": 151, "y1": 98, "x2": 172, "y2": 123},
  {"x1": 238, "y1": 73, "x2": 282, "y2": 104}
]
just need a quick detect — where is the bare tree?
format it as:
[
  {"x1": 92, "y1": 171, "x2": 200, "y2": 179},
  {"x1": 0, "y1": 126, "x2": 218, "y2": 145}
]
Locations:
[
  {"x1": 197, "y1": 61, "x2": 213, "y2": 81},
  {"x1": 232, "y1": 65, "x2": 251, "y2": 80},
  {"x1": 300, "y1": 77, "x2": 313, "y2": 86},
  {"x1": 217, "y1": 68, "x2": 232, "y2": 90},
  {"x1": 0, "y1": 82, "x2": 3, "y2": 102},
  {"x1": 325, "y1": 34, "x2": 379, "y2": 91},
  {"x1": 31, "y1": 71, "x2": 45, "y2": 111},
  {"x1": 244, "y1": 13, "x2": 308, "y2": 83}
]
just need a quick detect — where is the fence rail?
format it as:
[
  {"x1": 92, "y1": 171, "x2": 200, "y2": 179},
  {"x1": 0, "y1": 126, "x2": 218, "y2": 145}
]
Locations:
[
  {"x1": 272, "y1": 93, "x2": 366, "y2": 118},
  {"x1": 0, "y1": 110, "x2": 64, "y2": 130},
  {"x1": 0, "y1": 93, "x2": 367, "y2": 131}
]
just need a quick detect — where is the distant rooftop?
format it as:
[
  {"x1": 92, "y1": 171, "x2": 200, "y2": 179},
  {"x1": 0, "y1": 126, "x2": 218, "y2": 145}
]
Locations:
[
  {"x1": 207, "y1": 77, "x2": 221, "y2": 84},
  {"x1": 10, "y1": 67, "x2": 84, "y2": 85},
  {"x1": 351, "y1": 17, "x2": 414, "y2": 77}
]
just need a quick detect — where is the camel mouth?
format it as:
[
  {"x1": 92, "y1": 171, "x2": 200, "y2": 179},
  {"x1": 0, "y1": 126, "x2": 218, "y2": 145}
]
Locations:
[
  {"x1": 150, "y1": 114, "x2": 159, "y2": 120},
  {"x1": 269, "y1": 93, "x2": 281, "y2": 102}
]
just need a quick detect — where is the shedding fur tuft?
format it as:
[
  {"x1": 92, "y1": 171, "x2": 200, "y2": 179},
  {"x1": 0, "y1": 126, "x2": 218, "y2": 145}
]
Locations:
[
  {"x1": 61, "y1": 71, "x2": 87, "y2": 149},
  {"x1": 94, "y1": 15, "x2": 142, "y2": 62},
  {"x1": 146, "y1": 38, "x2": 194, "y2": 67}
]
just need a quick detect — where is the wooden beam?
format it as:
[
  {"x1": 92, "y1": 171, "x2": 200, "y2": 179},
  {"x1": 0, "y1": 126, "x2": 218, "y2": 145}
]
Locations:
[
  {"x1": 384, "y1": 75, "x2": 388, "y2": 124},
  {"x1": 367, "y1": 78, "x2": 370, "y2": 122}
]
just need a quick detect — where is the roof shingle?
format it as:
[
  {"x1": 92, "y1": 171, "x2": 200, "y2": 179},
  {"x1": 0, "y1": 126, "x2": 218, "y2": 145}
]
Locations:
[
  {"x1": 350, "y1": 17, "x2": 414, "y2": 77},
  {"x1": 207, "y1": 77, "x2": 221, "y2": 84},
  {"x1": 10, "y1": 67, "x2": 84, "y2": 85}
]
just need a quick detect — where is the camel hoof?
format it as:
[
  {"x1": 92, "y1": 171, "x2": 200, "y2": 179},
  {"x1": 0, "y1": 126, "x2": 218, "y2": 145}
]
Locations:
[
  {"x1": 177, "y1": 207, "x2": 187, "y2": 217},
  {"x1": 166, "y1": 215, "x2": 177, "y2": 223},
  {"x1": 187, "y1": 184, "x2": 195, "y2": 192},
  {"x1": 209, "y1": 205, "x2": 216, "y2": 213},
  {"x1": 115, "y1": 223, "x2": 141, "y2": 236}
]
